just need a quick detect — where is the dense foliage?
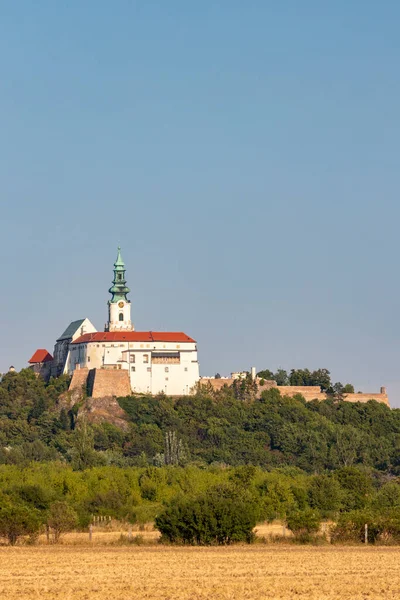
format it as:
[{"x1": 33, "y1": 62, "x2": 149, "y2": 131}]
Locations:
[
  {"x1": 0, "y1": 369, "x2": 399, "y2": 474},
  {"x1": 0, "y1": 368, "x2": 400, "y2": 544},
  {"x1": 155, "y1": 483, "x2": 258, "y2": 545}
]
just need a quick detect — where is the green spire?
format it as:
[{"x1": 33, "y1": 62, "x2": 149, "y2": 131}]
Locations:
[
  {"x1": 115, "y1": 246, "x2": 125, "y2": 267},
  {"x1": 109, "y1": 246, "x2": 130, "y2": 303}
]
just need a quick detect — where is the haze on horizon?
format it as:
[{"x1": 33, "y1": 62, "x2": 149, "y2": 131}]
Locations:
[{"x1": 1, "y1": 2, "x2": 400, "y2": 405}]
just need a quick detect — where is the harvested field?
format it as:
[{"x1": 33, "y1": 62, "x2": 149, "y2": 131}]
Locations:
[{"x1": 1, "y1": 545, "x2": 400, "y2": 599}]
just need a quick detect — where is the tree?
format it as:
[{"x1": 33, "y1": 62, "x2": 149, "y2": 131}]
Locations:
[
  {"x1": 155, "y1": 484, "x2": 258, "y2": 545},
  {"x1": 70, "y1": 418, "x2": 105, "y2": 470},
  {"x1": 232, "y1": 374, "x2": 258, "y2": 402},
  {"x1": 214, "y1": 373, "x2": 222, "y2": 379},
  {"x1": 274, "y1": 369, "x2": 289, "y2": 386},
  {"x1": 257, "y1": 370, "x2": 275, "y2": 380},
  {"x1": 342, "y1": 384, "x2": 355, "y2": 394},
  {"x1": 164, "y1": 430, "x2": 189, "y2": 465},
  {"x1": 310, "y1": 369, "x2": 331, "y2": 391},
  {"x1": 0, "y1": 504, "x2": 41, "y2": 545},
  {"x1": 286, "y1": 508, "x2": 321, "y2": 538},
  {"x1": 308, "y1": 475, "x2": 343, "y2": 517},
  {"x1": 47, "y1": 501, "x2": 78, "y2": 542}
]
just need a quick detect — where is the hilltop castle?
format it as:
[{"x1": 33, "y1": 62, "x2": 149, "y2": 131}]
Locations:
[
  {"x1": 28, "y1": 248, "x2": 389, "y2": 405},
  {"x1": 28, "y1": 248, "x2": 200, "y2": 396}
]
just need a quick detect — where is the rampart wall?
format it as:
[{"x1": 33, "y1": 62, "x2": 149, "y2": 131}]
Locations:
[
  {"x1": 90, "y1": 369, "x2": 131, "y2": 399},
  {"x1": 199, "y1": 378, "x2": 390, "y2": 406},
  {"x1": 69, "y1": 368, "x2": 89, "y2": 392}
]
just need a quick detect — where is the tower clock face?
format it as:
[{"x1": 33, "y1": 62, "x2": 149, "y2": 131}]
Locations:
[{"x1": 118, "y1": 301, "x2": 124, "y2": 308}]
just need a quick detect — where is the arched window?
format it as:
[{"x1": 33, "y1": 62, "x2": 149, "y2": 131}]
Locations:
[{"x1": 119, "y1": 313, "x2": 124, "y2": 321}]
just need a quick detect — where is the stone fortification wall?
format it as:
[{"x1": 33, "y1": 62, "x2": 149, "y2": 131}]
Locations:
[
  {"x1": 90, "y1": 369, "x2": 131, "y2": 399},
  {"x1": 199, "y1": 378, "x2": 390, "y2": 406},
  {"x1": 69, "y1": 368, "x2": 89, "y2": 392},
  {"x1": 68, "y1": 367, "x2": 131, "y2": 399},
  {"x1": 338, "y1": 392, "x2": 389, "y2": 406}
]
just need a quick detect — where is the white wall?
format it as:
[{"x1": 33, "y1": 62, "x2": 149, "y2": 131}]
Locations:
[
  {"x1": 106, "y1": 301, "x2": 133, "y2": 331},
  {"x1": 66, "y1": 339, "x2": 200, "y2": 395}
]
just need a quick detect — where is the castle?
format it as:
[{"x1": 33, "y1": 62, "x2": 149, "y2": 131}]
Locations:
[
  {"x1": 28, "y1": 248, "x2": 200, "y2": 396},
  {"x1": 28, "y1": 248, "x2": 390, "y2": 405}
]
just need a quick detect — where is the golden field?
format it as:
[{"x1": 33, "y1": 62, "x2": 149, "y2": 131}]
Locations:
[{"x1": 1, "y1": 544, "x2": 400, "y2": 600}]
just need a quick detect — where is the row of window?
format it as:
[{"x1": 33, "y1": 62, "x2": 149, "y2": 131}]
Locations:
[{"x1": 130, "y1": 366, "x2": 188, "y2": 373}]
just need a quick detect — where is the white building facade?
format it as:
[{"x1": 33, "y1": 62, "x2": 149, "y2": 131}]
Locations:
[{"x1": 64, "y1": 248, "x2": 200, "y2": 395}]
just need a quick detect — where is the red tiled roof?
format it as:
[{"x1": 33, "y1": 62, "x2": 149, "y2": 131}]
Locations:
[
  {"x1": 28, "y1": 349, "x2": 53, "y2": 364},
  {"x1": 71, "y1": 331, "x2": 196, "y2": 345}
]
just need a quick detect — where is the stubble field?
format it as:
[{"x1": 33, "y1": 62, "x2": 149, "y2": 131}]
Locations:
[{"x1": 0, "y1": 544, "x2": 400, "y2": 600}]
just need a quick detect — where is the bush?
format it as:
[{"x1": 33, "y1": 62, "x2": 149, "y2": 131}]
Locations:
[
  {"x1": 0, "y1": 504, "x2": 41, "y2": 545},
  {"x1": 155, "y1": 484, "x2": 258, "y2": 545},
  {"x1": 308, "y1": 475, "x2": 343, "y2": 517},
  {"x1": 47, "y1": 501, "x2": 78, "y2": 542},
  {"x1": 286, "y1": 508, "x2": 321, "y2": 541},
  {"x1": 331, "y1": 509, "x2": 400, "y2": 544}
]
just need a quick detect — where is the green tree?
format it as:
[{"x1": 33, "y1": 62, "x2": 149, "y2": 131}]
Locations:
[
  {"x1": 0, "y1": 504, "x2": 41, "y2": 545},
  {"x1": 286, "y1": 508, "x2": 321, "y2": 537},
  {"x1": 342, "y1": 384, "x2": 355, "y2": 394},
  {"x1": 308, "y1": 475, "x2": 343, "y2": 517},
  {"x1": 274, "y1": 369, "x2": 289, "y2": 386},
  {"x1": 257, "y1": 369, "x2": 275, "y2": 380},
  {"x1": 47, "y1": 501, "x2": 79, "y2": 542},
  {"x1": 70, "y1": 419, "x2": 105, "y2": 470},
  {"x1": 155, "y1": 484, "x2": 258, "y2": 545}
]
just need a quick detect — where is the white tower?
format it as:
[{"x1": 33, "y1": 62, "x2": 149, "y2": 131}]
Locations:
[{"x1": 105, "y1": 247, "x2": 134, "y2": 332}]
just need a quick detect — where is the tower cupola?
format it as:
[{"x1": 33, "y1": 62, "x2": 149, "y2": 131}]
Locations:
[{"x1": 105, "y1": 247, "x2": 134, "y2": 332}]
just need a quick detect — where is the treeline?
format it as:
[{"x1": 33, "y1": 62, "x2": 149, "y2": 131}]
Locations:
[
  {"x1": 0, "y1": 463, "x2": 400, "y2": 544},
  {"x1": 0, "y1": 369, "x2": 399, "y2": 473},
  {"x1": 257, "y1": 367, "x2": 355, "y2": 394}
]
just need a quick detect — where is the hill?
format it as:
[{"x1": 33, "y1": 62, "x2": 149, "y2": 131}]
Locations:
[{"x1": 0, "y1": 368, "x2": 399, "y2": 473}]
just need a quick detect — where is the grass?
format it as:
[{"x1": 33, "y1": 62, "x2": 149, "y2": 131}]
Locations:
[{"x1": 1, "y1": 545, "x2": 400, "y2": 599}]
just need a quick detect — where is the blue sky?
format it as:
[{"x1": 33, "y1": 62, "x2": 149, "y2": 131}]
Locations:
[{"x1": 1, "y1": 2, "x2": 400, "y2": 404}]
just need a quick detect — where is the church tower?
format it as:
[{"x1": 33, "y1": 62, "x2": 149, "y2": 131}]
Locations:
[{"x1": 105, "y1": 247, "x2": 134, "y2": 332}]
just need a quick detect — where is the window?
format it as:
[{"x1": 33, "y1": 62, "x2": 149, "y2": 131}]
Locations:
[
  {"x1": 88, "y1": 357, "x2": 90, "y2": 363},
  {"x1": 131, "y1": 366, "x2": 135, "y2": 372},
  {"x1": 165, "y1": 367, "x2": 169, "y2": 373},
  {"x1": 118, "y1": 273, "x2": 122, "y2": 281},
  {"x1": 165, "y1": 377, "x2": 169, "y2": 381},
  {"x1": 143, "y1": 354, "x2": 149, "y2": 364},
  {"x1": 130, "y1": 354, "x2": 135, "y2": 363},
  {"x1": 184, "y1": 367, "x2": 188, "y2": 372},
  {"x1": 147, "y1": 367, "x2": 151, "y2": 372},
  {"x1": 119, "y1": 313, "x2": 124, "y2": 321}
]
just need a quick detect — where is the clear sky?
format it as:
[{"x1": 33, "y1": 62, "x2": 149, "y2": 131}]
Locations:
[{"x1": 1, "y1": 2, "x2": 400, "y2": 404}]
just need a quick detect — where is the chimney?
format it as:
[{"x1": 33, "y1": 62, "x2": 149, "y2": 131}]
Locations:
[
  {"x1": 251, "y1": 366, "x2": 256, "y2": 380},
  {"x1": 380, "y1": 386, "x2": 387, "y2": 395}
]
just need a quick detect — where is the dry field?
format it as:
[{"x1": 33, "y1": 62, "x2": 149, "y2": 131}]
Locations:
[{"x1": 1, "y1": 545, "x2": 400, "y2": 600}]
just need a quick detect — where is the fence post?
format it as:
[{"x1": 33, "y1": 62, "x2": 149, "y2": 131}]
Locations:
[
  {"x1": 282, "y1": 524, "x2": 286, "y2": 537},
  {"x1": 46, "y1": 525, "x2": 50, "y2": 544},
  {"x1": 89, "y1": 524, "x2": 93, "y2": 543},
  {"x1": 128, "y1": 525, "x2": 132, "y2": 540},
  {"x1": 364, "y1": 523, "x2": 368, "y2": 545}
]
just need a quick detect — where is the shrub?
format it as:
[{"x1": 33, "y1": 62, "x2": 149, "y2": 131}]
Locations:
[
  {"x1": 47, "y1": 501, "x2": 78, "y2": 542},
  {"x1": 331, "y1": 509, "x2": 400, "y2": 544},
  {"x1": 155, "y1": 484, "x2": 258, "y2": 545},
  {"x1": 0, "y1": 504, "x2": 41, "y2": 545},
  {"x1": 308, "y1": 475, "x2": 343, "y2": 517},
  {"x1": 286, "y1": 508, "x2": 321, "y2": 541}
]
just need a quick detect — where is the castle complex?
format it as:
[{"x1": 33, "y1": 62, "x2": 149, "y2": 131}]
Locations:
[
  {"x1": 28, "y1": 248, "x2": 390, "y2": 405},
  {"x1": 29, "y1": 248, "x2": 200, "y2": 396}
]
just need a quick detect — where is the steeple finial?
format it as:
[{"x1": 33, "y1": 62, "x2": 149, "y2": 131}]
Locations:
[
  {"x1": 114, "y1": 246, "x2": 124, "y2": 268},
  {"x1": 108, "y1": 246, "x2": 130, "y2": 303}
]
